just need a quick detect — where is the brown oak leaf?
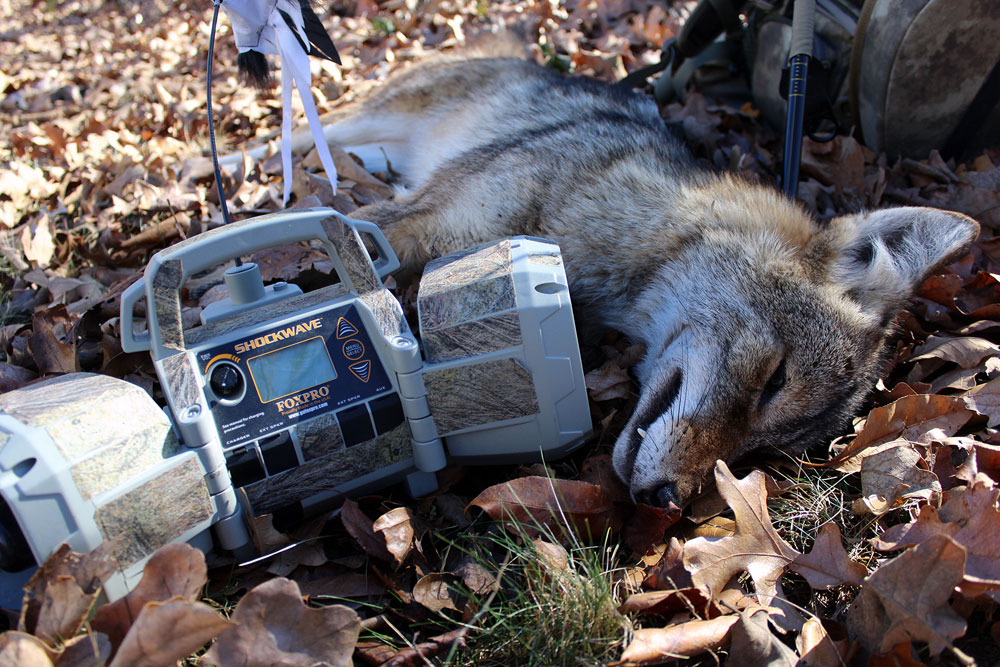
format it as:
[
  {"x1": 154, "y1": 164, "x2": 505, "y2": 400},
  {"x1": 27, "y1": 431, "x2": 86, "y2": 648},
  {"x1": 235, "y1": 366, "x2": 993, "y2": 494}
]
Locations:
[
  {"x1": 413, "y1": 573, "x2": 461, "y2": 613},
  {"x1": 91, "y1": 542, "x2": 206, "y2": 654},
  {"x1": 372, "y1": 507, "x2": 419, "y2": 567},
  {"x1": 682, "y1": 462, "x2": 801, "y2": 630},
  {"x1": 204, "y1": 578, "x2": 360, "y2": 667},
  {"x1": 790, "y1": 523, "x2": 866, "y2": 590},
  {"x1": 859, "y1": 444, "x2": 941, "y2": 510},
  {"x1": 848, "y1": 534, "x2": 966, "y2": 656},
  {"x1": 20, "y1": 542, "x2": 116, "y2": 645},
  {"x1": 618, "y1": 615, "x2": 737, "y2": 664},
  {"x1": 468, "y1": 476, "x2": 620, "y2": 540},
  {"x1": 830, "y1": 394, "x2": 976, "y2": 472},
  {"x1": 110, "y1": 599, "x2": 233, "y2": 667},
  {"x1": 795, "y1": 618, "x2": 849, "y2": 667},
  {"x1": 728, "y1": 606, "x2": 798, "y2": 667},
  {"x1": 340, "y1": 499, "x2": 393, "y2": 562},
  {"x1": 873, "y1": 479, "x2": 1000, "y2": 590}
]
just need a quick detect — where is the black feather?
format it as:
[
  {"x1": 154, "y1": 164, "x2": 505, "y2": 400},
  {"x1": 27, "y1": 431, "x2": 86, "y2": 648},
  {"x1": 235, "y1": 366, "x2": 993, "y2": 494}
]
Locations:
[
  {"x1": 278, "y1": 9, "x2": 311, "y2": 55},
  {"x1": 237, "y1": 51, "x2": 273, "y2": 88},
  {"x1": 299, "y1": 0, "x2": 340, "y2": 64}
]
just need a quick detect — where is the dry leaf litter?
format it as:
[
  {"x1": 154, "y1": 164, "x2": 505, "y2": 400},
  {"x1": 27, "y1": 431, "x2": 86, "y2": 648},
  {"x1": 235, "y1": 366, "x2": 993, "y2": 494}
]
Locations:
[{"x1": 3, "y1": 0, "x2": 1000, "y2": 665}]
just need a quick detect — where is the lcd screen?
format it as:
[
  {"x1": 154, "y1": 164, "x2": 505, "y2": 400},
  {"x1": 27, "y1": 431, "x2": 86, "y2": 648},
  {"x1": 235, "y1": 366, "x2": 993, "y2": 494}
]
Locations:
[{"x1": 247, "y1": 336, "x2": 337, "y2": 403}]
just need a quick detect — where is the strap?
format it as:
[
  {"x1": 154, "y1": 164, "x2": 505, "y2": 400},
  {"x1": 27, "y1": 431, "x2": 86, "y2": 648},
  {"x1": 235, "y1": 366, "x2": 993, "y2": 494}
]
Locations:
[
  {"x1": 621, "y1": 40, "x2": 678, "y2": 89},
  {"x1": 941, "y1": 55, "x2": 1000, "y2": 159},
  {"x1": 653, "y1": 39, "x2": 735, "y2": 104}
]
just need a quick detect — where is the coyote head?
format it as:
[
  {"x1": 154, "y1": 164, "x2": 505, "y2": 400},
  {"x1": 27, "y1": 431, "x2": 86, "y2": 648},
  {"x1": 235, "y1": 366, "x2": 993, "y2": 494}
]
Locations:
[{"x1": 612, "y1": 205, "x2": 979, "y2": 508}]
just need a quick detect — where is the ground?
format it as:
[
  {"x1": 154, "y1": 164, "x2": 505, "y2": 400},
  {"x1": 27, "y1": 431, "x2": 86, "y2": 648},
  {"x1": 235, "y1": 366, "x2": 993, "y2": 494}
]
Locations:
[{"x1": 2, "y1": 0, "x2": 1000, "y2": 665}]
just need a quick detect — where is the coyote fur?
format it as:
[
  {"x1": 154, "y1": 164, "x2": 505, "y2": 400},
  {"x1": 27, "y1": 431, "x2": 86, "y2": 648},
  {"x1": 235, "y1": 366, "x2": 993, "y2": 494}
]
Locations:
[{"x1": 321, "y1": 53, "x2": 979, "y2": 508}]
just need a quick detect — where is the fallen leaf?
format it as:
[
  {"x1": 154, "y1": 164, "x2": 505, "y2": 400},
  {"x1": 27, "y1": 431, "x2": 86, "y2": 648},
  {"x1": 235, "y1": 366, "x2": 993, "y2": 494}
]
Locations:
[
  {"x1": 0, "y1": 631, "x2": 53, "y2": 666},
  {"x1": 867, "y1": 642, "x2": 926, "y2": 667},
  {"x1": 28, "y1": 307, "x2": 79, "y2": 375},
  {"x1": 795, "y1": 618, "x2": 846, "y2": 667},
  {"x1": 413, "y1": 573, "x2": 460, "y2": 613},
  {"x1": 585, "y1": 361, "x2": 633, "y2": 401},
  {"x1": 622, "y1": 504, "x2": 681, "y2": 556},
  {"x1": 642, "y1": 538, "x2": 693, "y2": 591},
  {"x1": 618, "y1": 615, "x2": 737, "y2": 664},
  {"x1": 453, "y1": 559, "x2": 495, "y2": 597},
  {"x1": 829, "y1": 395, "x2": 975, "y2": 471},
  {"x1": 790, "y1": 523, "x2": 866, "y2": 589},
  {"x1": 247, "y1": 514, "x2": 292, "y2": 555},
  {"x1": 728, "y1": 606, "x2": 798, "y2": 667},
  {"x1": 52, "y1": 633, "x2": 112, "y2": 667},
  {"x1": 468, "y1": 476, "x2": 620, "y2": 540},
  {"x1": 964, "y1": 376, "x2": 1000, "y2": 427},
  {"x1": 618, "y1": 588, "x2": 711, "y2": 617},
  {"x1": 579, "y1": 454, "x2": 630, "y2": 503},
  {"x1": 91, "y1": 542, "x2": 207, "y2": 654},
  {"x1": 531, "y1": 539, "x2": 569, "y2": 572},
  {"x1": 31, "y1": 577, "x2": 95, "y2": 649},
  {"x1": 860, "y1": 444, "x2": 941, "y2": 507},
  {"x1": 264, "y1": 539, "x2": 329, "y2": 578},
  {"x1": 848, "y1": 534, "x2": 966, "y2": 656},
  {"x1": 873, "y1": 480, "x2": 1000, "y2": 589},
  {"x1": 20, "y1": 215, "x2": 56, "y2": 267},
  {"x1": 203, "y1": 578, "x2": 360, "y2": 667},
  {"x1": 908, "y1": 335, "x2": 1000, "y2": 369},
  {"x1": 110, "y1": 600, "x2": 233, "y2": 667},
  {"x1": 378, "y1": 627, "x2": 468, "y2": 667},
  {"x1": 372, "y1": 507, "x2": 418, "y2": 567},
  {"x1": 20, "y1": 543, "x2": 116, "y2": 644},
  {"x1": 297, "y1": 572, "x2": 385, "y2": 600},
  {"x1": 682, "y1": 462, "x2": 801, "y2": 629},
  {"x1": 340, "y1": 499, "x2": 393, "y2": 562},
  {"x1": 0, "y1": 362, "x2": 36, "y2": 392}
]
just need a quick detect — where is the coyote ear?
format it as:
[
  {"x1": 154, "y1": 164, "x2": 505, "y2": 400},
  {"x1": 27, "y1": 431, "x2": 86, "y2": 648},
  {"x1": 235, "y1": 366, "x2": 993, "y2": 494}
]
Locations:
[{"x1": 827, "y1": 207, "x2": 979, "y2": 317}]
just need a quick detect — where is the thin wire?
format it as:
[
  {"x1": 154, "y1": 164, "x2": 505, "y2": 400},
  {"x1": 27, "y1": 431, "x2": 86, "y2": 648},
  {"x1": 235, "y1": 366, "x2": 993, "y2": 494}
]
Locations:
[{"x1": 207, "y1": 0, "x2": 242, "y2": 266}]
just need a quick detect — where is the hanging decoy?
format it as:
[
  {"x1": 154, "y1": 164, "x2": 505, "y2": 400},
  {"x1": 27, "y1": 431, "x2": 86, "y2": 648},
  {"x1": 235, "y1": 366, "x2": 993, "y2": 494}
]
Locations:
[{"x1": 219, "y1": 0, "x2": 341, "y2": 204}]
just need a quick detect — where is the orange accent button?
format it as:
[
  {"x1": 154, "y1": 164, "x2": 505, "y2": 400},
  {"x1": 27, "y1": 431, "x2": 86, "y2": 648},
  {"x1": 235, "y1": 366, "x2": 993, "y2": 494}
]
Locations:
[
  {"x1": 349, "y1": 360, "x2": 371, "y2": 382},
  {"x1": 342, "y1": 339, "x2": 365, "y2": 360},
  {"x1": 336, "y1": 317, "x2": 359, "y2": 339}
]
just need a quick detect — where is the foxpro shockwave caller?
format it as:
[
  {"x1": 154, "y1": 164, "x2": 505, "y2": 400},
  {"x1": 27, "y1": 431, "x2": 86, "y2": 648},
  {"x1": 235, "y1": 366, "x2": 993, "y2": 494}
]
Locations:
[{"x1": 0, "y1": 207, "x2": 591, "y2": 600}]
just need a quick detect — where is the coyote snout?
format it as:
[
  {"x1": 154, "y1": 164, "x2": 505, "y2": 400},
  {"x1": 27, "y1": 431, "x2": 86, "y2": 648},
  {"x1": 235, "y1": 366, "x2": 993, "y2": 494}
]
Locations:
[{"x1": 321, "y1": 53, "x2": 980, "y2": 508}]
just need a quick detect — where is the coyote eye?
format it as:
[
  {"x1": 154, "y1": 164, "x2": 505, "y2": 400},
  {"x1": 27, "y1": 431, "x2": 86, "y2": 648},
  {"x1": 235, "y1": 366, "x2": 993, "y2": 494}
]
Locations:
[{"x1": 760, "y1": 359, "x2": 786, "y2": 407}]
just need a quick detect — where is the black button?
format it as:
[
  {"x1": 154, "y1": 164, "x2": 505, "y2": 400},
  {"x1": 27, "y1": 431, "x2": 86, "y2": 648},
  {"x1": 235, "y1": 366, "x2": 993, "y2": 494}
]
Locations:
[
  {"x1": 210, "y1": 363, "x2": 244, "y2": 400},
  {"x1": 337, "y1": 404, "x2": 375, "y2": 446},
  {"x1": 225, "y1": 446, "x2": 265, "y2": 487},
  {"x1": 370, "y1": 393, "x2": 405, "y2": 434},
  {"x1": 260, "y1": 432, "x2": 299, "y2": 475}
]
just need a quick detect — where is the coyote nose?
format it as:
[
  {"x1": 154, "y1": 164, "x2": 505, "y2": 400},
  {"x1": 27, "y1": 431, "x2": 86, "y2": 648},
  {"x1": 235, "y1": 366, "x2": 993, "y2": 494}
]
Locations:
[
  {"x1": 637, "y1": 483, "x2": 682, "y2": 509},
  {"x1": 655, "y1": 483, "x2": 682, "y2": 509}
]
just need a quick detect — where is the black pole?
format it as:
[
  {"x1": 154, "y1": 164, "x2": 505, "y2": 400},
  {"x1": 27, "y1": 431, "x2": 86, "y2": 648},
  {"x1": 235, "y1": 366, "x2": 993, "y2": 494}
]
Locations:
[{"x1": 782, "y1": 53, "x2": 809, "y2": 198}]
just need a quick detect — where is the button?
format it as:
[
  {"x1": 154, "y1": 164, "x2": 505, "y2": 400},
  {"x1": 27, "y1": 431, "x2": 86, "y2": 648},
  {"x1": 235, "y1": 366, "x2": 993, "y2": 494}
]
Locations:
[
  {"x1": 209, "y1": 363, "x2": 244, "y2": 401},
  {"x1": 349, "y1": 360, "x2": 371, "y2": 382},
  {"x1": 260, "y1": 432, "x2": 298, "y2": 475},
  {"x1": 337, "y1": 405, "x2": 375, "y2": 446},
  {"x1": 225, "y1": 446, "x2": 265, "y2": 487},
  {"x1": 370, "y1": 393, "x2": 405, "y2": 434},
  {"x1": 336, "y1": 317, "x2": 359, "y2": 339},
  {"x1": 342, "y1": 339, "x2": 365, "y2": 360}
]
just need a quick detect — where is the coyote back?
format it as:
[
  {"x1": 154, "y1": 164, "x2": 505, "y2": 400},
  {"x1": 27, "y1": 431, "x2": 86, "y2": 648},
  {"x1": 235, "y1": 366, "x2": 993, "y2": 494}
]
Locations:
[{"x1": 321, "y1": 53, "x2": 978, "y2": 508}]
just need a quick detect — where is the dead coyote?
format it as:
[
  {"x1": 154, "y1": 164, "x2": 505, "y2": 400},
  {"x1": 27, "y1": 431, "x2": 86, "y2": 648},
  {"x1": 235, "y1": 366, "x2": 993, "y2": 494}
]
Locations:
[{"x1": 321, "y1": 54, "x2": 978, "y2": 508}]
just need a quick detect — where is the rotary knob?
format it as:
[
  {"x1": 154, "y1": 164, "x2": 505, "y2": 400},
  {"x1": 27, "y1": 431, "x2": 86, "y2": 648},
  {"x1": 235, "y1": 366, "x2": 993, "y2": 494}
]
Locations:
[{"x1": 209, "y1": 363, "x2": 244, "y2": 401}]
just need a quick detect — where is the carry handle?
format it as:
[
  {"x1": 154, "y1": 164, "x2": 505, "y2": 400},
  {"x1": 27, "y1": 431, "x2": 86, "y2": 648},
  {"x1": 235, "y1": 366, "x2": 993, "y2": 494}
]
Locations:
[
  {"x1": 120, "y1": 280, "x2": 151, "y2": 353},
  {"x1": 124, "y1": 208, "x2": 399, "y2": 359},
  {"x1": 151, "y1": 208, "x2": 398, "y2": 281},
  {"x1": 351, "y1": 219, "x2": 399, "y2": 279}
]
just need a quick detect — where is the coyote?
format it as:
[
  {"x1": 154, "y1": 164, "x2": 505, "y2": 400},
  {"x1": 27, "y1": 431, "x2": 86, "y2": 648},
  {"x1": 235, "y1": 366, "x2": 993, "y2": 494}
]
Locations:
[{"x1": 321, "y1": 54, "x2": 979, "y2": 508}]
